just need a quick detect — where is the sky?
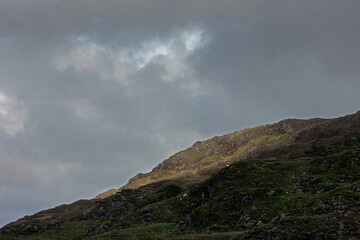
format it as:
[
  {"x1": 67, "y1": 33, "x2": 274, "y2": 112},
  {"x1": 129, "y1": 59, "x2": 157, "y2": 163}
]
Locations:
[{"x1": 1, "y1": 0, "x2": 360, "y2": 227}]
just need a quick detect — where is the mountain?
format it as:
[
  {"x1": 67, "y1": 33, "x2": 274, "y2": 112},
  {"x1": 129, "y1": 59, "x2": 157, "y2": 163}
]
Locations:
[
  {"x1": 97, "y1": 111, "x2": 360, "y2": 198},
  {"x1": 1, "y1": 111, "x2": 360, "y2": 239}
]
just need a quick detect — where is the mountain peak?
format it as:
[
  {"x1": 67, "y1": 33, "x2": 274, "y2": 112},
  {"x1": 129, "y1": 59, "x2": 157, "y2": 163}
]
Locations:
[
  {"x1": 97, "y1": 111, "x2": 360, "y2": 199},
  {"x1": 2, "y1": 110, "x2": 360, "y2": 239}
]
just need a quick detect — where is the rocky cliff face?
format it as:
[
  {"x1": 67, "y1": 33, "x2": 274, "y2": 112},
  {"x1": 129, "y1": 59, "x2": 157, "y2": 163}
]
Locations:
[{"x1": 97, "y1": 111, "x2": 360, "y2": 198}]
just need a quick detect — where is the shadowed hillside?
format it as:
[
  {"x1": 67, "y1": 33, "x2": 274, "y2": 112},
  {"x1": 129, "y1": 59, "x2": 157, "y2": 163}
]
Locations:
[
  {"x1": 1, "y1": 111, "x2": 360, "y2": 239},
  {"x1": 97, "y1": 111, "x2": 360, "y2": 198}
]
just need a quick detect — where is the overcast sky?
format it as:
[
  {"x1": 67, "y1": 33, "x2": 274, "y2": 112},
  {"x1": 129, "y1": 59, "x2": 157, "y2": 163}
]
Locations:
[{"x1": 1, "y1": 0, "x2": 360, "y2": 227}]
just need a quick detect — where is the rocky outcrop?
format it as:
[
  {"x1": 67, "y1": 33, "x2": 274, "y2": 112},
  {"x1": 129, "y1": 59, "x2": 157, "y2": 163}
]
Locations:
[
  {"x1": 1, "y1": 111, "x2": 360, "y2": 240},
  {"x1": 97, "y1": 111, "x2": 360, "y2": 199}
]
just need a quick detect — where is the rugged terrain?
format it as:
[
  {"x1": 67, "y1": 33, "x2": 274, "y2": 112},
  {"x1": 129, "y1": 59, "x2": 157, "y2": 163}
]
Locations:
[
  {"x1": 1, "y1": 111, "x2": 360, "y2": 239},
  {"x1": 98, "y1": 111, "x2": 360, "y2": 198}
]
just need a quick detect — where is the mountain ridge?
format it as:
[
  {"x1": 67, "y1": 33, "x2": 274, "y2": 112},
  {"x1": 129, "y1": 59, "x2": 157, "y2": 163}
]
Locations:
[
  {"x1": 1, "y1": 110, "x2": 360, "y2": 239},
  {"x1": 97, "y1": 111, "x2": 360, "y2": 199}
]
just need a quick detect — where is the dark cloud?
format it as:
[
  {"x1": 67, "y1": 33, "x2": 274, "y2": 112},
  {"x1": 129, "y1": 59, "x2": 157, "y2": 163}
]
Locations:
[{"x1": 1, "y1": 0, "x2": 360, "y2": 226}]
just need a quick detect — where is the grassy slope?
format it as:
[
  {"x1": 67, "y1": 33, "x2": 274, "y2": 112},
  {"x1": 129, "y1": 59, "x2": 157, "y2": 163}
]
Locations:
[
  {"x1": 98, "y1": 111, "x2": 360, "y2": 199},
  {"x1": 2, "y1": 137, "x2": 360, "y2": 239},
  {"x1": 1, "y1": 111, "x2": 360, "y2": 239}
]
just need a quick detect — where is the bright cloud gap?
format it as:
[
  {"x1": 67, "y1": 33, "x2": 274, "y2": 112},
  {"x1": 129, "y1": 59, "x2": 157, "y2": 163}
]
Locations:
[
  {"x1": 55, "y1": 28, "x2": 209, "y2": 97},
  {"x1": 0, "y1": 92, "x2": 27, "y2": 136}
]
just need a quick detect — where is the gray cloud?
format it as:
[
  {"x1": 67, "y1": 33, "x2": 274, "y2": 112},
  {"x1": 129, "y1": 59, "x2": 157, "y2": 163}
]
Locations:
[
  {"x1": 0, "y1": 92, "x2": 27, "y2": 136},
  {"x1": 1, "y1": 0, "x2": 360, "y2": 226}
]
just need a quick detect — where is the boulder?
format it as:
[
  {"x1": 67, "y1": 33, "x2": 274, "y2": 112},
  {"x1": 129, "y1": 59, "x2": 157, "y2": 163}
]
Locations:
[
  {"x1": 344, "y1": 211, "x2": 356, "y2": 217},
  {"x1": 352, "y1": 184, "x2": 360, "y2": 192}
]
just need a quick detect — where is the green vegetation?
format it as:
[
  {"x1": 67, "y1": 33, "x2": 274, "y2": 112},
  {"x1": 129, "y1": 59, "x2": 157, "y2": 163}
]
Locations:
[
  {"x1": 1, "y1": 111, "x2": 360, "y2": 239},
  {"x1": 99, "y1": 111, "x2": 360, "y2": 197}
]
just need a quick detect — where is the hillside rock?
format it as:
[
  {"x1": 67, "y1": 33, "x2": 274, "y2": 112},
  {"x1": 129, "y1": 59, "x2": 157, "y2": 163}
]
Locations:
[
  {"x1": 97, "y1": 110, "x2": 360, "y2": 199},
  {"x1": 2, "y1": 110, "x2": 360, "y2": 240}
]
